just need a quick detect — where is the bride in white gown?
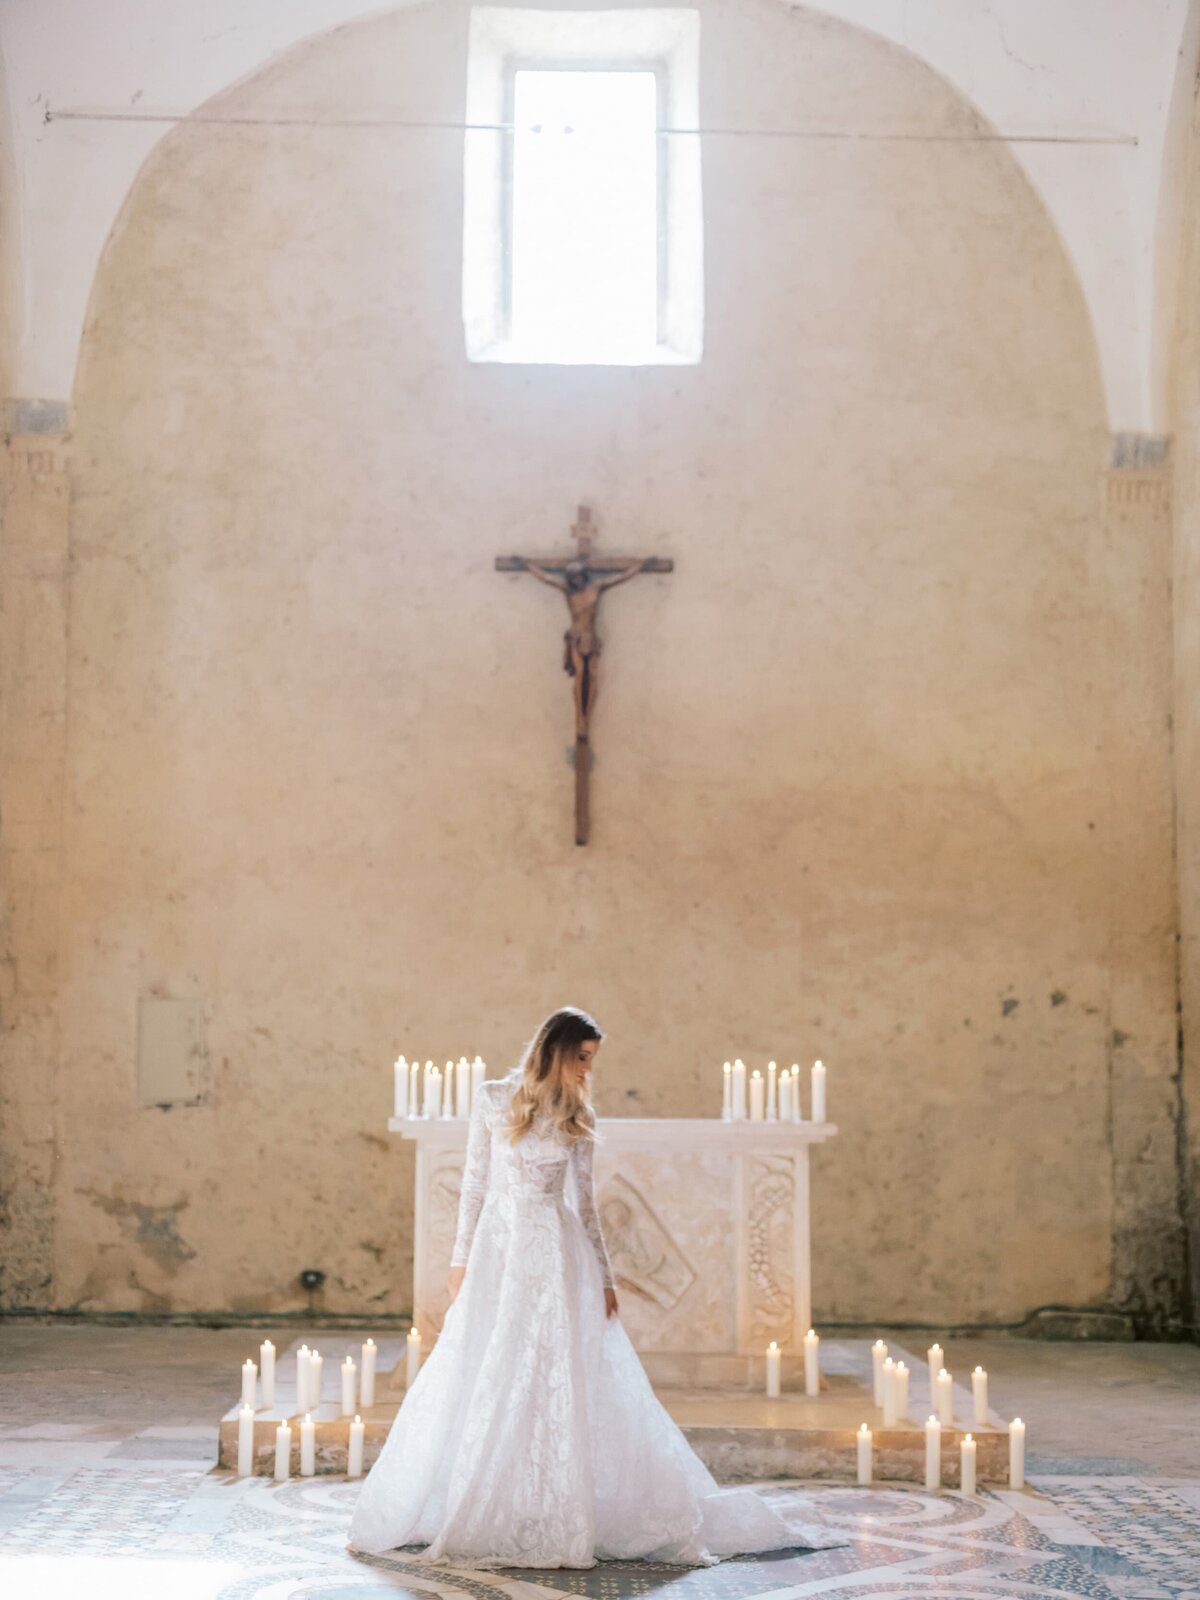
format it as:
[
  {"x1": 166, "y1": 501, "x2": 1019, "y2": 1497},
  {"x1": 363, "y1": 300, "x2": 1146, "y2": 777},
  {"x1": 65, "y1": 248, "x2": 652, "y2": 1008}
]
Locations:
[{"x1": 348, "y1": 1006, "x2": 832, "y2": 1570}]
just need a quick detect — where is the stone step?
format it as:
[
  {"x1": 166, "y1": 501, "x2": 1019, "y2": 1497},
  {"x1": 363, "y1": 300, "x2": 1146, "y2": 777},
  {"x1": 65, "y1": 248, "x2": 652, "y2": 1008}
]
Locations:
[{"x1": 218, "y1": 1355, "x2": 1013, "y2": 1486}]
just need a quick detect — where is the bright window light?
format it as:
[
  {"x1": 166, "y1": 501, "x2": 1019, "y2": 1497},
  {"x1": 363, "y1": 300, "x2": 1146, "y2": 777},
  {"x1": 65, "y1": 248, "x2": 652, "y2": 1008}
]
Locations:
[
  {"x1": 462, "y1": 8, "x2": 702, "y2": 367},
  {"x1": 510, "y1": 69, "x2": 658, "y2": 362}
]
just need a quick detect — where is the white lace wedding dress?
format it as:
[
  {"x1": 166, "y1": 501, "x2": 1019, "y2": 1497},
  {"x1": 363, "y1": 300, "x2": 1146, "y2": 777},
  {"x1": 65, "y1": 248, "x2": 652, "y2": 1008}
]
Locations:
[{"x1": 348, "y1": 1073, "x2": 830, "y2": 1569}]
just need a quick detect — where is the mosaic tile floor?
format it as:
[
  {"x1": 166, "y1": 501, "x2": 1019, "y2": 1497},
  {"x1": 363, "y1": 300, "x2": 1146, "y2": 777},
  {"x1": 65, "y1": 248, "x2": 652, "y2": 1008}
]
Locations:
[
  {"x1": 2, "y1": 1439, "x2": 1199, "y2": 1600},
  {"x1": 2, "y1": 1328, "x2": 1198, "y2": 1600}
]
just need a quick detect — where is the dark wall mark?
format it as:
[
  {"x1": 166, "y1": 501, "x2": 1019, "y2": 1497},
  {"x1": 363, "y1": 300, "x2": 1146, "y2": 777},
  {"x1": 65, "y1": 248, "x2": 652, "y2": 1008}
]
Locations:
[{"x1": 78, "y1": 1188, "x2": 197, "y2": 1274}]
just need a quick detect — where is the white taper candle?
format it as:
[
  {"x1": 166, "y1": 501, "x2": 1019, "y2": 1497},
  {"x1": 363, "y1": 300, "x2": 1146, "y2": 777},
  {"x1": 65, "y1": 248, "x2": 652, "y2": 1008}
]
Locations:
[
  {"x1": 273, "y1": 1420, "x2": 291, "y2": 1480},
  {"x1": 882, "y1": 1357, "x2": 897, "y2": 1425},
  {"x1": 237, "y1": 1403, "x2": 254, "y2": 1476},
  {"x1": 1009, "y1": 1417, "x2": 1026, "y2": 1488},
  {"x1": 871, "y1": 1340, "x2": 888, "y2": 1406},
  {"x1": 894, "y1": 1361, "x2": 910, "y2": 1421},
  {"x1": 936, "y1": 1367, "x2": 954, "y2": 1426},
  {"x1": 811, "y1": 1059, "x2": 826, "y2": 1121},
  {"x1": 348, "y1": 1414, "x2": 365, "y2": 1477},
  {"x1": 765, "y1": 1341, "x2": 781, "y2": 1398},
  {"x1": 927, "y1": 1343, "x2": 944, "y2": 1397},
  {"x1": 972, "y1": 1366, "x2": 988, "y2": 1428},
  {"x1": 360, "y1": 1339, "x2": 377, "y2": 1408},
  {"x1": 259, "y1": 1339, "x2": 275, "y2": 1409},
  {"x1": 804, "y1": 1328, "x2": 820, "y2": 1396},
  {"x1": 457, "y1": 1056, "x2": 470, "y2": 1118},
  {"x1": 857, "y1": 1423, "x2": 872, "y2": 1486}
]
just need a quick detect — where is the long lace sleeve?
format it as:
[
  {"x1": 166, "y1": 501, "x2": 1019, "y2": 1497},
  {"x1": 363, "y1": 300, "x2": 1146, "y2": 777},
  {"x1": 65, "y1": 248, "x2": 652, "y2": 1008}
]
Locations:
[
  {"x1": 450, "y1": 1085, "x2": 493, "y2": 1267},
  {"x1": 571, "y1": 1133, "x2": 614, "y2": 1290}
]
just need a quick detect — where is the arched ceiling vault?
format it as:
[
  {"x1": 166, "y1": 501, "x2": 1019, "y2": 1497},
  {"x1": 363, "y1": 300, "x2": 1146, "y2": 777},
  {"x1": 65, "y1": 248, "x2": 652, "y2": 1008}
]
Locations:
[{"x1": 0, "y1": 0, "x2": 1190, "y2": 431}]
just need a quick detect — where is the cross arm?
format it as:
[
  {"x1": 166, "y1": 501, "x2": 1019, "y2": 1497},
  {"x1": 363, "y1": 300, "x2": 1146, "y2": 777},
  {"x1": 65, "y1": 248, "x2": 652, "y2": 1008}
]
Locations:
[
  {"x1": 611, "y1": 557, "x2": 674, "y2": 574},
  {"x1": 495, "y1": 556, "x2": 674, "y2": 574},
  {"x1": 597, "y1": 556, "x2": 676, "y2": 591}
]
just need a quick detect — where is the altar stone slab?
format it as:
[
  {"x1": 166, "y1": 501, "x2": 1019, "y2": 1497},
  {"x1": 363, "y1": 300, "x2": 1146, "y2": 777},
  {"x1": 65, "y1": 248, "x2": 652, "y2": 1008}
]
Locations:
[{"x1": 390, "y1": 1113, "x2": 838, "y2": 1371}]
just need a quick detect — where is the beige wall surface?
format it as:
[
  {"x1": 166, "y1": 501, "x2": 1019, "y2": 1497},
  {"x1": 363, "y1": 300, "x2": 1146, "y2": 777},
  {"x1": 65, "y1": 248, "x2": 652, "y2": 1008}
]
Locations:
[
  {"x1": 1165, "y1": 2, "x2": 1200, "y2": 1322},
  {"x1": 0, "y1": 0, "x2": 1188, "y2": 1330}
]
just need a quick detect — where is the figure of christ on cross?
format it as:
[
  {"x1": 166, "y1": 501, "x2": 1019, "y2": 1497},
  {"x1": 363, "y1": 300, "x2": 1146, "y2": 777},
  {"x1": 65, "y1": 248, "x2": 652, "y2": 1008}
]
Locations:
[{"x1": 496, "y1": 506, "x2": 674, "y2": 845}]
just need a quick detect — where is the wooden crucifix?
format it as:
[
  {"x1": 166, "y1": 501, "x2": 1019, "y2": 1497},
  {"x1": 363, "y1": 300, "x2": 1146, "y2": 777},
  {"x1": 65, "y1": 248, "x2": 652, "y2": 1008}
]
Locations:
[{"x1": 496, "y1": 506, "x2": 674, "y2": 845}]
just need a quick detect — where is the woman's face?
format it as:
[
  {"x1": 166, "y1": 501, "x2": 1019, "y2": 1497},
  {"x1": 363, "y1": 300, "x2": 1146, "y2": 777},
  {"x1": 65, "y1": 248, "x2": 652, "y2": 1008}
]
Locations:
[{"x1": 567, "y1": 1038, "x2": 600, "y2": 1088}]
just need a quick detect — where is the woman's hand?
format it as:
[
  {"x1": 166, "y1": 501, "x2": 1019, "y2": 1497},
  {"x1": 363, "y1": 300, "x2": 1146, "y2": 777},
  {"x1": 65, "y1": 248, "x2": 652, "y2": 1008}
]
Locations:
[
  {"x1": 604, "y1": 1287, "x2": 619, "y2": 1319},
  {"x1": 446, "y1": 1265, "x2": 466, "y2": 1303}
]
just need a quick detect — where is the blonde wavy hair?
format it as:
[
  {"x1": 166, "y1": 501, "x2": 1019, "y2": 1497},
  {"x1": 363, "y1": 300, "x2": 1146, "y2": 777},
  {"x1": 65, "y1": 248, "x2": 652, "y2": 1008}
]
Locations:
[{"x1": 503, "y1": 1006, "x2": 603, "y2": 1146}]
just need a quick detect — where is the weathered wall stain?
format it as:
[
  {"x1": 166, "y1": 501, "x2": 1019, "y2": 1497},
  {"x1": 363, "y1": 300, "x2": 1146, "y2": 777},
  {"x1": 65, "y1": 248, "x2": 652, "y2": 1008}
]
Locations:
[{"x1": 78, "y1": 1189, "x2": 198, "y2": 1275}]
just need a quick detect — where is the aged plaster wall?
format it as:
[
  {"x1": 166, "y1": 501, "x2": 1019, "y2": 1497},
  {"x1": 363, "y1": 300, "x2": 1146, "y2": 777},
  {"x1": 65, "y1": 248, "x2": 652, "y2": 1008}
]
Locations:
[
  {"x1": 1164, "y1": 0, "x2": 1200, "y2": 1327},
  {"x1": 0, "y1": 0, "x2": 1187, "y2": 1328},
  {"x1": 0, "y1": 436, "x2": 69, "y2": 1306}
]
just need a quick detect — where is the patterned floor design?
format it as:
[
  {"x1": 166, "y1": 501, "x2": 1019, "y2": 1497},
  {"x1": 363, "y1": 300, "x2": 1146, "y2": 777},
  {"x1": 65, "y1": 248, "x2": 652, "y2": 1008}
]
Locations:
[{"x1": 2, "y1": 1450, "x2": 1199, "y2": 1600}]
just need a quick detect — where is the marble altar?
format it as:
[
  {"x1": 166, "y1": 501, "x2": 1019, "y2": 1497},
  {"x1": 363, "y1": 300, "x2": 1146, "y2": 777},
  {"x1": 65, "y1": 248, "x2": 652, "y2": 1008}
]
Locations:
[{"x1": 389, "y1": 1113, "x2": 839, "y2": 1372}]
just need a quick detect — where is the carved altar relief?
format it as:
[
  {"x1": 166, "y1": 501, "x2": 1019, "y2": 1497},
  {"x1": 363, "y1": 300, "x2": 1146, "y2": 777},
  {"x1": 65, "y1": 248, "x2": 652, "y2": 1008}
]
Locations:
[
  {"x1": 597, "y1": 1173, "x2": 696, "y2": 1311},
  {"x1": 398, "y1": 1116, "x2": 835, "y2": 1363},
  {"x1": 421, "y1": 1155, "x2": 465, "y2": 1331},
  {"x1": 742, "y1": 1153, "x2": 796, "y2": 1350},
  {"x1": 594, "y1": 1148, "x2": 735, "y2": 1352}
]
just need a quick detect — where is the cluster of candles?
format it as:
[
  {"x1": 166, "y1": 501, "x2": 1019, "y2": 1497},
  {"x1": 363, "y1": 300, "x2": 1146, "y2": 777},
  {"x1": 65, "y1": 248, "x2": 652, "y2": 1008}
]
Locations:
[
  {"x1": 393, "y1": 1055, "x2": 488, "y2": 1119},
  {"x1": 395, "y1": 1052, "x2": 828, "y2": 1123},
  {"x1": 861, "y1": 1340, "x2": 1025, "y2": 1491},
  {"x1": 765, "y1": 1330, "x2": 822, "y2": 1397},
  {"x1": 234, "y1": 1331, "x2": 427, "y2": 1480},
  {"x1": 722, "y1": 1059, "x2": 827, "y2": 1122},
  {"x1": 763, "y1": 1333, "x2": 1028, "y2": 1493}
]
